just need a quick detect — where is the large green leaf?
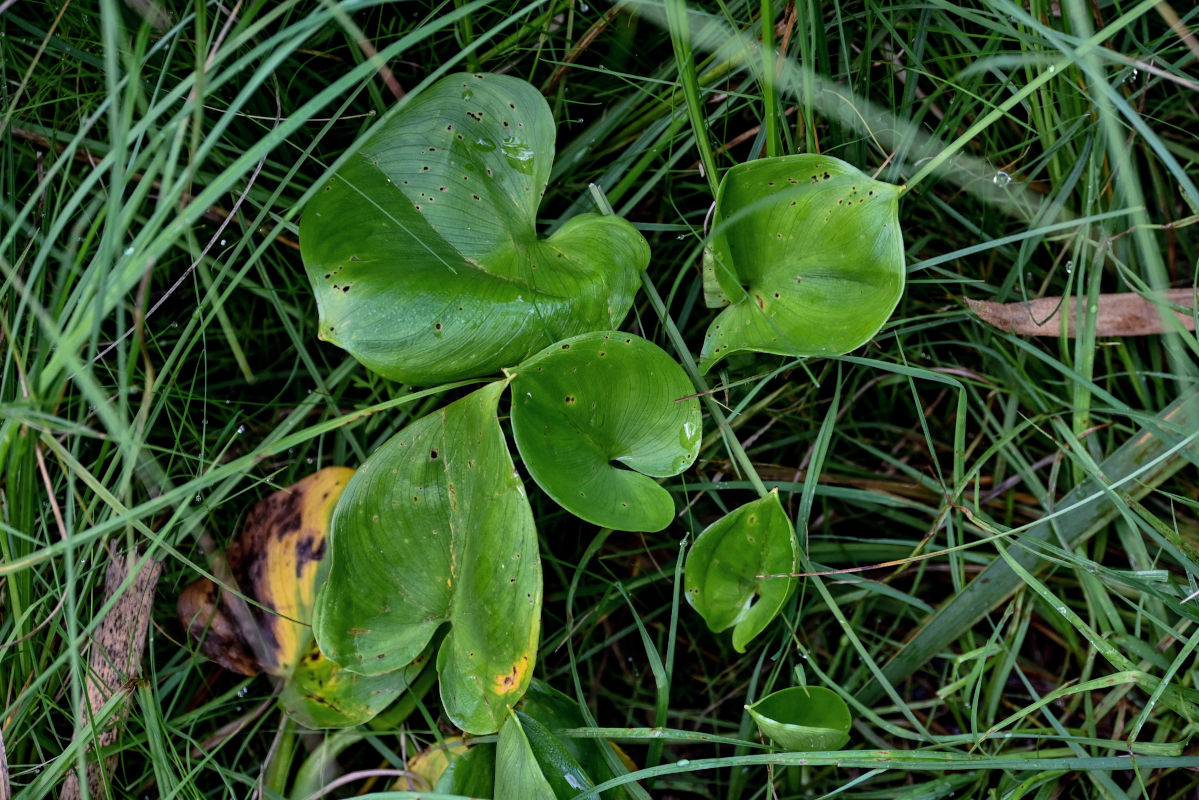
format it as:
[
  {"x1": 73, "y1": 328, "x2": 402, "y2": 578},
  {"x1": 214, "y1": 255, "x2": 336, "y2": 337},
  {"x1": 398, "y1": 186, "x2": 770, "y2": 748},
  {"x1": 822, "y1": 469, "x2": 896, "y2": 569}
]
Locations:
[
  {"x1": 684, "y1": 490, "x2": 798, "y2": 651},
  {"x1": 746, "y1": 686, "x2": 852, "y2": 751},
  {"x1": 312, "y1": 381, "x2": 541, "y2": 734},
  {"x1": 699, "y1": 154, "x2": 904, "y2": 372},
  {"x1": 300, "y1": 72, "x2": 649, "y2": 385},
  {"x1": 510, "y1": 332, "x2": 702, "y2": 532}
]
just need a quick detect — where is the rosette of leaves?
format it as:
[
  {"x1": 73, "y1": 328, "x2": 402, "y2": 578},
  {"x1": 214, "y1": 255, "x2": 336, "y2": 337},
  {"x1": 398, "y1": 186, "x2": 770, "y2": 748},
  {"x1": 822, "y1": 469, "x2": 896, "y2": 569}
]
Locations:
[
  {"x1": 700, "y1": 154, "x2": 905, "y2": 372},
  {"x1": 300, "y1": 72, "x2": 649, "y2": 385}
]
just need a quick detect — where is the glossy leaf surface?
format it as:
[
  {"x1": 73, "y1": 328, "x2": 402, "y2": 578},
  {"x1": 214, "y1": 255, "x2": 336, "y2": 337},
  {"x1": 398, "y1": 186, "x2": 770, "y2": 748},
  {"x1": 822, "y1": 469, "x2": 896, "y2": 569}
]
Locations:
[
  {"x1": 699, "y1": 155, "x2": 904, "y2": 372},
  {"x1": 746, "y1": 686, "x2": 852, "y2": 751},
  {"x1": 684, "y1": 490, "x2": 798, "y2": 651},
  {"x1": 313, "y1": 381, "x2": 541, "y2": 734},
  {"x1": 518, "y1": 680, "x2": 634, "y2": 799},
  {"x1": 496, "y1": 712, "x2": 557, "y2": 800},
  {"x1": 510, "y1": 332, "x2": 702, "y2": 532},
  {"x1": 300, "y1": 72, "x2": 649, "y2": 385}
]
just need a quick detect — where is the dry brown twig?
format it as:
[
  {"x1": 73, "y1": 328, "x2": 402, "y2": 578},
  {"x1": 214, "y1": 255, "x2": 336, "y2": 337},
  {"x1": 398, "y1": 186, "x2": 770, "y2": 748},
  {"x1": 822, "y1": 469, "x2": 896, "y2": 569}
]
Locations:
[{"x1": 60, "y1": 549, "x2": 162, "y2": 800}]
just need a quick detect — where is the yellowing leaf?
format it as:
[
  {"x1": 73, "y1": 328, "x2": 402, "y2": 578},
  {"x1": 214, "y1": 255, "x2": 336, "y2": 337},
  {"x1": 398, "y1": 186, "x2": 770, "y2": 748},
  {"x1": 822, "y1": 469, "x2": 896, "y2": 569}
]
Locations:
[{"x1": 177, "y1": 467, "x2": 353, "y2": 676}]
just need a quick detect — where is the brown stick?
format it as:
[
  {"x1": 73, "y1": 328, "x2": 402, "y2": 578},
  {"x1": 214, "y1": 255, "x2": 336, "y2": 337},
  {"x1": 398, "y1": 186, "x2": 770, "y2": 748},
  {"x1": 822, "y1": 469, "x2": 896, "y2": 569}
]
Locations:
[{"x1": 60, "y1": 550, "x2": 163, "y2": 800}]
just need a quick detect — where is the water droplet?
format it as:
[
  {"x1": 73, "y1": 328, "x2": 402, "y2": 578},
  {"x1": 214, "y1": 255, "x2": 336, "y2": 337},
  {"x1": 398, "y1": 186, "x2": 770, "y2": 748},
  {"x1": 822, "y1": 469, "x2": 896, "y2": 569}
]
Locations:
[
  {"x1": 1065, "y1": 260, "x2": 1074, "y2": 274},
  {"x1": 1047, "y1": 64, "x2": 1055, "y2": 73},
  {"x1": 194, "y1": 494, "x2": 203, "y2": 503},
  {"x1": 992, "y1": 170, "x2": 1011, "y2": 186},
  {"x1": 474, "y1": 137, "x2": 496, "y2": 152},
  {"x1": 236, "y1": 424, "x2": 246, "y2": 435},
  {"x1": 500, "y1": 136, "x2": 535, "y2": 171},
  {"x1": 238, "y1": 686, "x2": 248, "y2": 697},
  {"x1": 219, "y1": 238, "x2": 226, "y2": 246},
  {"x1": 677, "y1": 759, "x2": 690, "y2": 767},
  {"x1": 461, "y1": 89, "x2": 473, "y2": 100},
  {"x1": 123, "y1": 246, "x2": 134, "y2": 256}
]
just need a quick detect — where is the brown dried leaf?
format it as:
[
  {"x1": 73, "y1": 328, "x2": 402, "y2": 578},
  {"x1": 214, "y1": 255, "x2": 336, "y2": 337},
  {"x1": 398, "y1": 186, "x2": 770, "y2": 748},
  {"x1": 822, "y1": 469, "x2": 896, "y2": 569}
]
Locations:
[{"x1": 965, "y1": 289, "x2": 1197, "y2": 337}]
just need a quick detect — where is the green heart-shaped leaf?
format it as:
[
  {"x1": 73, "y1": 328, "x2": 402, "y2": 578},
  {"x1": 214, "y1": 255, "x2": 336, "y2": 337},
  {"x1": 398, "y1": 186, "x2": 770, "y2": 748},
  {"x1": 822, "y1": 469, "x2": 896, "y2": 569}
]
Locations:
[
  {"x1": 300, "y1": 72, "x2": 649, "y2": 385},
  {"x1": 699, "y1": 154, "x2": 904, "y2": 372},
  {"x1": 684, "y1": 489, "x2": 798, "y2": 651},
  {"x1": 746, "y1": 686, "x2": 852, "y2": 751},
  {"x1": 312, "y1": 381, "x2": 541, "y2": 734},
  {"x1": 510, "y1": 332, "x2": 702, "y2": 532}
]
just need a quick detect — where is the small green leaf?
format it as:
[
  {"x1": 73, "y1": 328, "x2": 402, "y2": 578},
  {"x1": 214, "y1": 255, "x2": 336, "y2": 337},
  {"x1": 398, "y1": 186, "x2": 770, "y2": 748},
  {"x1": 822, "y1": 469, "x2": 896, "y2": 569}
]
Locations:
[
  {"x1": 684, "y1": 490, "x2": 798, "y2": 651},
  {"x1": 699, "y1": 154, "x2": 905, "y2": 372},
  {"x1": 519, "y1": 680, "x2": 635, "y2": 800},
  {"x1": 300, "y1": 72, "x2": 648, "y2": 385},
  {"x1": 510, "y1": 332, "x2": 702, "y2": 532},
  {"x1": 516, "y1": 711, "x2": 600, "y2": 799},
  {"x1": 312, "y1": 381, "x2": 541, "y2": 734},
  {"x1": 746, "y1": 686, "x2": 852, "y2": 751},
  {"x1": 435, "y1": 743, "x2": 497, "y2": 795},
  {"x1": 497, "y1": 712, "x2": 558, "y2": 800}
]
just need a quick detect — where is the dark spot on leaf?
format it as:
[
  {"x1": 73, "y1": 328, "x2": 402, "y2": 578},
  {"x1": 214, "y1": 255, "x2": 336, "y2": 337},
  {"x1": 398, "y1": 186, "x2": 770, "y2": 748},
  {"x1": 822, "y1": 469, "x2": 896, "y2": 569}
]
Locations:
[
  {"x1": 823, "y1": 171, "x2": 830, "y2": 179},
  {"x1": 439, "y1": 186, "x2": 448, "y2": 192},
  {"x1": 342, "y1": 285, "x2": 350, "y2": 293},
  {"x1": 420, "y1": 166, "x2": 430, "y2": 172},
  {"x1": 565, "y1": 395, "x2": 576, "y2": 404},
  {"x1": 561, "y1": 343, "x2": 571, "y2": 350},
  {"x1": 430, "y1": 449, "x2": 439, "y2": 460},
  {"x1": 773, "y1": 292, "x2": 781, "y2": 298},
  {"x1": 294, "y1": 535, "x2": 326, "y2": 577},
  {"x1": 434, "y1": 322, "x2": 442, "y2": 330},
  {"x1": 472, "y1": 194, "x2": 480, "y2": 200}
]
